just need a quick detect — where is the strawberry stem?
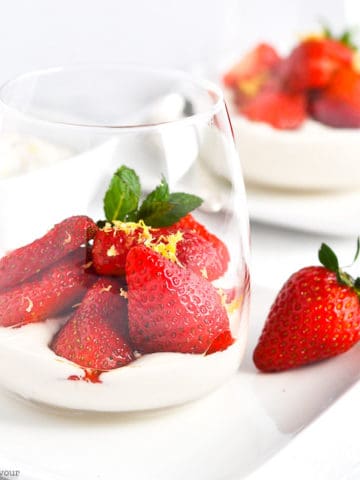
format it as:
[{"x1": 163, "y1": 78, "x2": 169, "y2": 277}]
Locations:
[
  {"x1": 352, "y1": 238, "x2": 360, "y2": 264},
  {"x1": 353, "y1": 276, "x2": 360, "y2": 296},
  {"x1": 318, "y1": 240, "x2": 360, "y2": 300},
  {"x1": 320, "y1": 21, "x2": 358, "y2": 51}
]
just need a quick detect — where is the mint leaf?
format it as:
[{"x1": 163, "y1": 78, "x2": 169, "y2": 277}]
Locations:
[
  {"x1": 318, "y1": 243, "x2": 339, "y2": 273},
  {"x1": 104, "y1": 166, "x2": 141, "y2": 222},
  {"x1": 139, "y1": 176, "x2": 169, "y2": 212},
  {"x1": 137, "y1": 191, "x2": 203, "y2": 227},
  {"x1": 168, "y1": 192, "x2": 203, "y2": 220},
  {"x1": 101, "y1": 165, "x2": 203, "y2": 227}
]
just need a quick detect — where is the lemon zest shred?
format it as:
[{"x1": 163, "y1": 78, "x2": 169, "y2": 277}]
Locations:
[
  {"x1": 100, "y1": 285, "x2": 112, "y2": 293},
  {"x1": 217, "y1": 288, "x2": 227, "y2": 307},
  {"x1": 82, "y1": 261, "x2": 93, "y2": 270},
  {"x1": 63, "y1": 232, "x2": 72, "y2": 245},
  {"x1": 119, "y1": 288, "x2": 128, "y2": 299},
  {"x1": 227, "y1": 295, "x2": 243, "y2": 315},
  {"x1": 147, "y1": 231, "x2": 183, "y2": 265},
  {"x1": 200, "y1": 267, "x2": 208, "y2": 279},
  {"x1": 25, "y1": 297, "x2": 33, "y2": 313},
  {"x1": 107, "y1": 245, "x2": 118, "y2": 257},
  {"x1": 109, "y1": 220, "x2": 154, "y2": 244},
  {"x1": 216, "y1": 289, "x2": 243, "y2": 314},
  {"x1": 102, "y1": 222, "x2": 113, "y2": 233}
]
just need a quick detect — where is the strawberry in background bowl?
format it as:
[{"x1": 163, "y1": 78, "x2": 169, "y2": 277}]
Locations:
[{"x1": 223, "y1": 26, "x2": 360, "y2": 191}]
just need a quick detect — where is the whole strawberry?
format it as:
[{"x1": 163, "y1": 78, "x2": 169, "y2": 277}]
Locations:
[
  {"x1": 309, "y1": 67, "x2": 360, "y2": 128},
  {"x1": 253, "y1": 242, "x2": 360, "y2": 372},
  {"x1": 280, "y1": 37, "x2": 353, "y2": 92}
]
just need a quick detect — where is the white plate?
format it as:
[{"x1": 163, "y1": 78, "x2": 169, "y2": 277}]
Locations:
[
  {"x1": 231, "y1": 115, "x2": 360, "y2": 192},
  {"x1": 0, "y1": 285, "x2": 359, "y2": 480},
  {"x1": 247, "y1": 185, "x2": 360, "y2": 237}
]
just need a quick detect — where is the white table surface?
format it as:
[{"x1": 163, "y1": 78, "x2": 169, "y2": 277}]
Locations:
[
  {"x1": 249, "y1": 220, "x2": 360, "y2": 480},
  {"x1": 0, "y1": 218, "x2": 358, "y2": 480}
]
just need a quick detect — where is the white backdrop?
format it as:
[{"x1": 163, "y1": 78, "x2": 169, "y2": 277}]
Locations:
[{"x1": 0, "y1": 0, "x2": 351, "y2": 85}]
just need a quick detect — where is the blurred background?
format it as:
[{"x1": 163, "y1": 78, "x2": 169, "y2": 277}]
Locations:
[{"x1": 0, "y1": 0, "x2": 356, "y2": 82}]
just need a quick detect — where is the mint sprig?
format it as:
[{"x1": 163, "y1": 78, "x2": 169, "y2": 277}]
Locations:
[
  {"x1": 103, "y1": 165, "x2": 203, "y2": 227},
  {"x1": 104, "y1": 166, "x2": 141, "y2": 223}
]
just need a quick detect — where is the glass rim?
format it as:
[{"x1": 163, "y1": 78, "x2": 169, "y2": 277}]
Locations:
[{"x1": 0, "y1": 63, "x2": 225, "y2": 131}]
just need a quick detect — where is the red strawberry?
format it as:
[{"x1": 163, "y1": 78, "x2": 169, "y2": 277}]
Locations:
[
  {"x1": 93, "y1": 216, "x2": 229, "y2": 281},
  {"x1": 126, "y1": 245, "x2": 232, "y2": 354},
  {"x1": 167, "y1": 214, "x2": 230, "y2": 276},
  {"x1": 223, "y1": 43, "x2": 281, "y2": 88},
  {"x1": 253, "y1": 243, "x2": 360, "y2": 372},
  {"x1": 51, "y1": 277, "x2": 134, "y2": 371},
  {"x1": 309, "y1": 67, "x2": 360, "y2": 128},
  {"x1": 206, "y1": 330, "x2": 234, "y2": 355},
  {"x1": 0, "y1": 215, "x2": 98, "y2": 291},
  {"x1": 281, "y1": 38, "x2": 353, "y2": 92},
  {"x1": 173, "y1": 231, "x2": 227, "y2": 281},
  {"x1": 242, "y1": 90, "x2": 306, "y2": 130},
  {"x1": 92, "y1": 225, "x2": 142, "y2": 276},
  {"x1": 0, "y1": 249, "x2": 95, "y2": 328}
]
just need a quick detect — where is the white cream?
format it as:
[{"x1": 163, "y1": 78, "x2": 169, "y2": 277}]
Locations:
[
  {"x1": 0, "y1": 312, "x2": 248, "y2": 412},
  {"x1": 231, "y1": 115, "x2": 360, "y2": 191},
  {"x1": 0, "y1": 133, "x2": 71, "y2": 178},
  {"x1": 0, "y1": 131, "x2": 249, "y2": 412}
]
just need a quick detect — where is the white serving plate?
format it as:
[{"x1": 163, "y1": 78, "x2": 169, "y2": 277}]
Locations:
[
  {"x1": 0, "y1": 285, "x2": 359, "y2": 480},
  {"x1": 247, "y1": 185, "x2": 360, "y2": 237}
]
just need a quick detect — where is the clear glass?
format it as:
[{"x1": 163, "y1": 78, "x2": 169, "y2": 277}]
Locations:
[{"x1": 0, "y1": 65, "x2": 250, "y2": 412}]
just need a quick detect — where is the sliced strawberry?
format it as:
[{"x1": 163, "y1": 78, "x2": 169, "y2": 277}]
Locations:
[
  {"x1": 223, "y1": 43, "x2": 281, "y2": 88},
  {"x1": 93, "y1": 216, "x2": 230, "y2": 281},
  {"x1": 310, "y1": 95, "x2": 360, "y2": 128},
  {"x1": 0, "y1": 249, "x2": 95, "y2": 328},
  {"x1": 0, "y1": 215, "x2": 98, "y2": 292},
  {"x1": 126, "y1": 245, "x2": 231, "y2": 354},
  {"x1": 168, "y1": 214, "x2": 230, "y2": 274},
  {"x1": 281, "y1": 38, "x2": 353, "y2": 92},
  {"x1": 174, "y1": 231, "x2": 226, "y2": 280},
  {"x1": 206, "y1": 330, "x2": 234, "y2": 355},
  {"x1": 92, "y1": 226, "x2": 142, "y2": 276},
  {"x1": 242, "y1": 89, "x2": 307, "y2": 130},
  {"x1": 310, "y1": 66, "x2": 360, "y2": 127},
  {"x1": 51, "y1": 277, "x2": 134, "y2": 371}
]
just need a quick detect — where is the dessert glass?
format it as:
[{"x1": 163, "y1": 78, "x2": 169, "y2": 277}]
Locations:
[
  {"x1": 0, "y1": 65, "x2": 250, "y2": 412},
  {"x1": 218, "y1": 6, "x2": 360, "y2": 191}
]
